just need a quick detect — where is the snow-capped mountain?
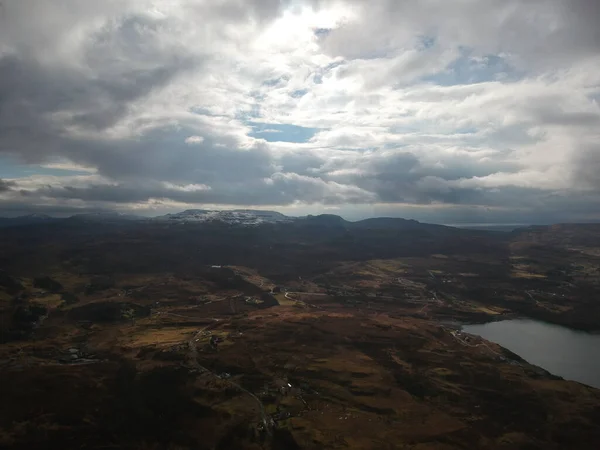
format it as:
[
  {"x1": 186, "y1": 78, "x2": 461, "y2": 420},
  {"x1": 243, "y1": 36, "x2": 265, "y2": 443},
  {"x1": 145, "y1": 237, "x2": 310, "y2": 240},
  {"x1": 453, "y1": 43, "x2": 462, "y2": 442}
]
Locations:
[{"x1": 154, "y1": 209, "x2": 292, "y2": 225}]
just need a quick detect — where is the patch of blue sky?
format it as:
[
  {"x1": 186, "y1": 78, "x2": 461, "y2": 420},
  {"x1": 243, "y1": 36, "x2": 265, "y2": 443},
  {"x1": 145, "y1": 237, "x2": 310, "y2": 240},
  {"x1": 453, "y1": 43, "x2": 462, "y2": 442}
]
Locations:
[
  {"x1": 416, "y1": 35, "x2": 436, "y2": 50},
  {"x1": 290, "y1": 89, "x2": 308, "y2": 98},
  {"x1": 421, "y1": 50, "x2": 525, "y2": 86},
  {"x1": 262, "y1": 76, "x2": 289, "y2": 87},
  {"x1": 0, "y1": 155, "x2": 91, "y2": 178},
  {"x1": 190, "y1": 106, "x2": 214, "y2": 116},
  {"x1": 314, "y1": 28, "x2": 332, "y2": 38},
  {"x1": 235, "y1": 103, "x2": 261, "y2": 122},
  {"x1": 248, "y1": 122, "x2": 320, "y2": 143}
]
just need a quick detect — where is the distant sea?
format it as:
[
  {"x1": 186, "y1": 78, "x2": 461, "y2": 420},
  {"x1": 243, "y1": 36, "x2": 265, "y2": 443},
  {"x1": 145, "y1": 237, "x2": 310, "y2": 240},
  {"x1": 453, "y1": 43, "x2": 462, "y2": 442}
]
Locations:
[{"x1": 443, "y1": 223, "x2": 531, "y2": 232}]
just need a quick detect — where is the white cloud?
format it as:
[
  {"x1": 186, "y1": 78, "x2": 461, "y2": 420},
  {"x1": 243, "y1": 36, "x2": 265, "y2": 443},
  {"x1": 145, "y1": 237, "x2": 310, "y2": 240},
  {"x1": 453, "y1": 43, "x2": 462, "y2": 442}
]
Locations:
[
  {"x1": 163, "y1": 182, "x2": 211, "y2": 192},
  {"x1": 185, "y1": 135, "x2": 205, "y2": 144}
]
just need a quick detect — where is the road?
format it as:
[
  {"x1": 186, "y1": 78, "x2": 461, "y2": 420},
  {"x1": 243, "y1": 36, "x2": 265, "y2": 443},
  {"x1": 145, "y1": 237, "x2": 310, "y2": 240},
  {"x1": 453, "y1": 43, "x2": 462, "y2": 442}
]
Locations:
[
  {"x1": 286, "y1": 291, "x2": 328, "y2": 296},
  {"x1": 184, "y1": 317, "x2": 271, "y2": 434},
  {"x1": 525, "y1": 290, "x2": 543, "y2": 308}
]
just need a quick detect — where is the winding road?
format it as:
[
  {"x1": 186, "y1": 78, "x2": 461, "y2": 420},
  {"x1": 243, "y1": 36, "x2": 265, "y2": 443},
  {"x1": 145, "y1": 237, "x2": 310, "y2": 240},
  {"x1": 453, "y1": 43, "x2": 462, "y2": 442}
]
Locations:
[{"x1": 184, "y1": 317, "x2": 271, "y2": 434}]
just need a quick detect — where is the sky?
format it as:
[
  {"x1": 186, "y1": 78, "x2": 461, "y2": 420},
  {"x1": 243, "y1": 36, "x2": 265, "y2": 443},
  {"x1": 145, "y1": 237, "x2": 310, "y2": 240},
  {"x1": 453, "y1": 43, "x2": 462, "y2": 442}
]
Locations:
[{"x1": 0, "y1": 0, "x2": 599, "y2": 223}]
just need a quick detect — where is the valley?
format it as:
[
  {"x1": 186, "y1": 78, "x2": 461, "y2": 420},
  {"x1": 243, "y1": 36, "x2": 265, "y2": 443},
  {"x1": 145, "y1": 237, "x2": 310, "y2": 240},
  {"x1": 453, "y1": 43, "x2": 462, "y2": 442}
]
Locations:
[{"x1": 1, "y1": 213, "x2": 600, "y2": 449}]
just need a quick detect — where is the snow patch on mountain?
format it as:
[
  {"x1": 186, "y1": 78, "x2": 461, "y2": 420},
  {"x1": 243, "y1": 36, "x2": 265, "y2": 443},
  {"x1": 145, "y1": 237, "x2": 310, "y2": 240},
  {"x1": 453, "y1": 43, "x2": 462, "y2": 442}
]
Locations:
[{"x1": 155, "y1": 209, "x2": 292, "y2": 225}]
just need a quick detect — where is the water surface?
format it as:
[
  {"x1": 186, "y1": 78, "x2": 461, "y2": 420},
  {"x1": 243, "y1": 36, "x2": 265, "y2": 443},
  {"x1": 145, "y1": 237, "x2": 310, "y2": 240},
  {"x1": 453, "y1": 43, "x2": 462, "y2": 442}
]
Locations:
[{"x1": 463, "y1": 319, "x2": 600, "y2": 389}]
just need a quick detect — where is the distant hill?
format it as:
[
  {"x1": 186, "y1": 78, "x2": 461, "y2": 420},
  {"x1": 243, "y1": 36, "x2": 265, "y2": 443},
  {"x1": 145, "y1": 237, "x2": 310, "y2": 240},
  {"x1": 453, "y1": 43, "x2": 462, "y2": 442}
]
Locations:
[
  {"x1": 0, "y1": 214, "x2": 58, "y2": 228},
  {"x1": 0, "y1": 208, "x2": 529, "y2": 234},
  {"x1": 300, "y1": 214, "x2": 349, "y2": 227},
  {"x1": 0, "y1": 209, "x2": 460, "y2": 232},
  {"x1": 350, "y1": 217, "x2": 447, "y2": 231},
  {"x1": 66, "y1": 212, "x2": 145, "y2": 223}
]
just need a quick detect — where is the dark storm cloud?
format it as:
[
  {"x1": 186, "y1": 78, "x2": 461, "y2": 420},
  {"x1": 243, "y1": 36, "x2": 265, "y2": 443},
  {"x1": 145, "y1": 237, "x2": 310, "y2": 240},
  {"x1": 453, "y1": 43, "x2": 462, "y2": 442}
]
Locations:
[
  {"x1": 69, "y1": 129, "x2": 275, "y2": 184},
  {"x1": 277, "y1": 150, "x2": 327, "y2": 176},
  {"x1": 0, "y1": 179, "x2": 16, "y2": 192},
  {"x1": 0, "y1": 199, "x2": 111, "y2": 218},
  {"x1": 0, "y1": 14, "x2": 200, "y2": 160},
  {"x1": 30, "y1": 171, "x2": 373, "y2": 206},
  {"x1": 565, "y1": 0, "x2": 600, "y2": 53},
  {"x1": 533, "y1": 110, "x2": 600, "y2": 128},
  {"x1": 415, "y1": 158, "x2": 521, "y2": 182},
  {"x1": 523, "y1": 96, "x2": 600, "y2": 128},
  {"x1": 573, "y1": 146, "x2": 600, "y2": 190},
  {"x1": 358, "y1": 152, "x2": 421, "y2": 203},
  {"x1": 35, "y1": 183, "x2": 158, "y2": 204},
  {"x1": 71, "y1": 15, "x2": 200, "y2": 130},
  {"x1": 320, "y1": 149, "x2": 527, "y2": 206}
]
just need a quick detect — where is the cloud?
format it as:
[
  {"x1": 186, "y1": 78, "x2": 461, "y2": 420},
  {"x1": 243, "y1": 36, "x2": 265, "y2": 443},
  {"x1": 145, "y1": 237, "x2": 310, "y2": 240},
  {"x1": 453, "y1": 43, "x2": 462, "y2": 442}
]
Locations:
[
  {"x1": 16, "y1": 171, "x2": 374, "y2": 207},
  {"x1": 0, "y1": 0, "x2": 599, "y2": 222},
  {"x1": 573, "y1": 145, "x2": 600, "y2": 191},
  {"x1": 0, "y1": 179, "x2": 16, "y2": 192},
  {"x1": 312, "y1": 0, "x2": 600, "y2": 70},
  {"x1": 185, "y1": 136, "x2": 205, "y2": 144}
]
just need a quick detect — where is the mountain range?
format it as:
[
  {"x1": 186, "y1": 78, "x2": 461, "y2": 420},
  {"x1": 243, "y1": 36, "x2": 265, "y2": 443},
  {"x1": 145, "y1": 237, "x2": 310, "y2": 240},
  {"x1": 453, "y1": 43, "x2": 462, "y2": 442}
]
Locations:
[{"x1": 0, "y1": 209, "x2": 453, "y2": 230}]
